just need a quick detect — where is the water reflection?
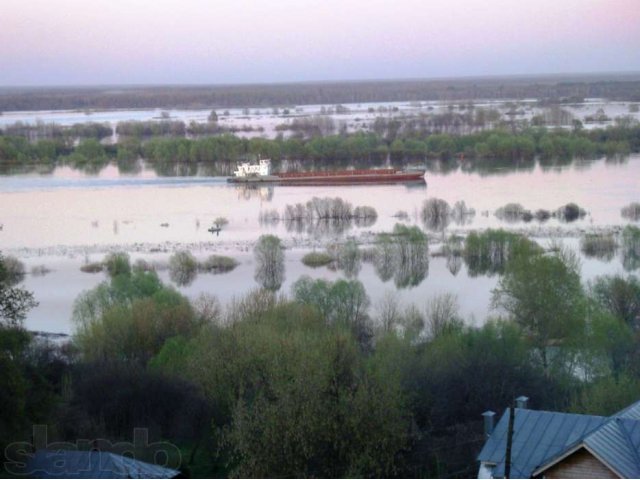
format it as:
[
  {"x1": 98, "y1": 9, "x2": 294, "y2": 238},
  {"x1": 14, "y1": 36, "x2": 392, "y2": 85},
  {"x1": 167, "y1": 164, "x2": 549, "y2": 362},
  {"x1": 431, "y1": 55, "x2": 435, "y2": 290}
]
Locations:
[
  {"x1": 421, "y1": 198, "x2": 451, "y2": 232},
  {"x1": 236, "y1": 184, "x2": 274, "y2": 202},
  {"x1": 281, "y1": 197, "x2": 378, "y2": 237},
  {"x1": 460, "y1": 156, "x2": 536, "y2": 176},
  {"x1": 622, "y1": 227, "x2": 640, "y2": 272},
  {"x1": 284, "y1": 218, "x2": 355, "y2": 237},
  {"x1": 0, "y1": 155, "x2": 632, "y2": 181},
  {"x1": 254, "y1": 235, "x2": 285, "y2": 291},
  {"x1": 150, "y1": 160, "x2": 199, "y2": 177},
  {"x1": 331, "y1": 240, "x2": 361, "y2": 278},
  {"x1": 444, "y1": 235, "x2": 464, "y2": 276},
  {"x1": 116, "y1": 157, "x2": 143, "y2": 175},
  {"x1": 369, "y1": 226, "x2": 429, "y2": 288},
  {"x1": 463, "y1": 230, "x2": 540, "y2": 277},
  {"x1": 580, "y1": 233, "x2": 617, "y2": 262}
]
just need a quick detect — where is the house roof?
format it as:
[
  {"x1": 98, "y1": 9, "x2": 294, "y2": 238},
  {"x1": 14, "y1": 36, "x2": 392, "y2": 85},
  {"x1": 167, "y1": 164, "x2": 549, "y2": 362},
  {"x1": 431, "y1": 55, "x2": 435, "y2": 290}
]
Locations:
[
  {"x1": 533, "y1": 400, "x2": 640, "y2": 478},
  {"x1": 26, "y1": 450, "x2": 179, "y2": 479},
  {"x1": 477, "y1": 408, "x2": 606, "y2": 478},
  {"x1": 478, "y1": 399, "x2": 640, "y2": 479}
]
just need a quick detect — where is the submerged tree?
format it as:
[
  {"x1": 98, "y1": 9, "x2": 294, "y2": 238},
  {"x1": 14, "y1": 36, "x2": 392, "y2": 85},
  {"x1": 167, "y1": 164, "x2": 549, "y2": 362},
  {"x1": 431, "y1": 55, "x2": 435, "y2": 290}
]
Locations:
[
  {"x1": 421, "y1": 198, "x2": 451, "y2": 231},
  {"x1": 464, "y1": 229, "x2": 540, "y2": 277},
  {"x1": 169, "y1": 250, "x2": 198, "y2": 286},
  {"x1": 254, "y1": 235, "x2": 285, "y2": 291},
  {"x1": 372, "y1": 225, "x2": 429, "y2": 288},
  {"x1": 621, "y1": 226, "x2": 640, "y2": 272}
]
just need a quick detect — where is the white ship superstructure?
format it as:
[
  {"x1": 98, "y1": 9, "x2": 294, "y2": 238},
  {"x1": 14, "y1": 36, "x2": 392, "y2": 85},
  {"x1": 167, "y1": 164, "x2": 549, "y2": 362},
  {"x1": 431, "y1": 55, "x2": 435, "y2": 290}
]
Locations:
[{"x1": 233, "y1": 159, "x2": 271, "y2": 178}]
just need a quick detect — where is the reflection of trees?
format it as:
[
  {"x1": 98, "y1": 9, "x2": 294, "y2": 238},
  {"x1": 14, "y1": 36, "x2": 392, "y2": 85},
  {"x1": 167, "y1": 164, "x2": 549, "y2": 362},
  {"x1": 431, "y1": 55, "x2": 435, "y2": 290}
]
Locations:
[
  {"x1": 354, "y1": 216, "x2": 376, "y2": 228},
  {"x1": 621, "y1": 203, "x2": 640, "y2": 222},
  {"x1": 116, "y1": 158, "x2": 142, "y2": 174},
  {"x1": 421, "y1": 198, "x2": 451, "y2": 232},
  {"x1": 461, "y1": 156, "x2": 535, "y2": 176},
  {"x1": 254, "y1": 235, "x2": 285, "y2": 291},
  {"x1": 0, "y1": 163, "x2": 56, "y2": 175},
  {"x1": 373, "y1": 238, "x2": 395, "y2": 282},
  {"x1": 463, "y1": 230, "x2": 541, "y2": 277},
  {"x1": 450, "y1": 200, "x2": 476, "y2": 226},
  {"x1": 580, "y1": 234, "x2": 617, "y2": 262},
  {"x1": 282, "y1": 198, "x2": 377, "y2": 238},
  {"x1": 622, "y1": 227, "x2": 640, "y2": 272},
  {"x1": 285, "y1": 218, "x2": 354, "y2": 237},
  {"x1": 371, "y1": 225, "x2": 429, "y2": 288},
  {"x1": 444, "y1": 235, "x2": 464, "y2": 276},
  {"x1": 394, "y1": 252, "x2": 428, "y2": 288},
  {"x1": 333, "y1": 240, "x2": 361, "y2": 278},
  {"x1": 151, "y1": 160, "x2": 198, "y2": 177},
  {"x1": 169, "y1": 266, "x2": 197, "y2": 286},
  {"x1": 446, "y1": 255, "x2": 462, "y2": 276},
  {"x1": 169, "y1": 251, "x2": 198, "y2": 287}
]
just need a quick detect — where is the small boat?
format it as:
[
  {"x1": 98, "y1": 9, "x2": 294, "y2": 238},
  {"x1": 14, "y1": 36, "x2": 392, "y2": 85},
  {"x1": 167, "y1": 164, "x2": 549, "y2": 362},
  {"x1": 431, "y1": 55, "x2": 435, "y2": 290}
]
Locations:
[{"x1": 227, "y1": 159, "x2": 426, "y2": 185}]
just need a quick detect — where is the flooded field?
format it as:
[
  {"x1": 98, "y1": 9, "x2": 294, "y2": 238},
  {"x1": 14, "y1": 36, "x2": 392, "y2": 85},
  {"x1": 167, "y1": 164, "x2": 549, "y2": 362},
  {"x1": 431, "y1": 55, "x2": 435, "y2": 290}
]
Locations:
[
  {"x1": 1, "y1": 98, "x2": 639, "y2": 140},
  {"x1": 1, "y1": 155, "x2": 638, "y2": 334}
]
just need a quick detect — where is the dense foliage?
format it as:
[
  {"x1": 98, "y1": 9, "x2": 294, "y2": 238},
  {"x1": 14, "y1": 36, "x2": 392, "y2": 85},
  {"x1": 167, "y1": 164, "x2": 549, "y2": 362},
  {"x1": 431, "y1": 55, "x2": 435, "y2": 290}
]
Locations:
[
  {"x1": 3, "y1": 228, "x2": 640, "y2": 477},
  {"x1": 1, "y1": 124, "x2": 638, "y2": 174}
]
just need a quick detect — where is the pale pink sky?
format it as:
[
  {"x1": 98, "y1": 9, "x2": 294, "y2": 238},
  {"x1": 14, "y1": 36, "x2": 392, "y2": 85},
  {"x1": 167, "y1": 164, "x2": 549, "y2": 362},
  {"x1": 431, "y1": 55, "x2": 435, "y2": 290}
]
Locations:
[{"x1": 1, "y1": 0, "x2": 639, "y2": 85}]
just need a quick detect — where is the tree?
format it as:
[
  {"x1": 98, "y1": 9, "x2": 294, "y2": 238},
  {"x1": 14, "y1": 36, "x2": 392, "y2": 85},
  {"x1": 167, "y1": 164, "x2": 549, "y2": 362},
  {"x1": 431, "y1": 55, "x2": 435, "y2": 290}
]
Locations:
[
  {"x1": 72, "y1": 265, "x2": 198, "y2": 364},
  {"x1": 219, "y1": 305, "x2": 408, "y2": 477},
  {"x1": 253, "y1": 235, "x2": 285, "y2": 291},
  {"x1": 0, "y1": 253, "x2": 37, "y2": 327},
  {"x1": 292, "y1": 276, "x2": 371, "y2": 347},
  {"x1": 168, "y1": 251, "x2": 198, "y2": 286},
  {"x1": 590, "y1": 274, "x2": 640, "y2": 329},
  {"x1": 208, "y1": 110, "x2": 218, "y2": 122},
  {"x1": 492, "y1": 251, "x2": 586, "y2": 372}
]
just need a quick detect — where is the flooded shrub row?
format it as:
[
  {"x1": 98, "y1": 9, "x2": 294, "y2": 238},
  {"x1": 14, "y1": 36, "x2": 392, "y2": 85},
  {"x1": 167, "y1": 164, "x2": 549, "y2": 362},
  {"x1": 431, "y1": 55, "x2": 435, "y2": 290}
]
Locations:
[
  {"x1": 494, "y1": 202, "x2": 586, "y2": 223},
  {"x1": 622, "y1": 202, "x2": 640, "y2": 221},
  {"x1": 463, "y1": 229, "x2": 542, "y2": 277},
  {"x1": 421, "y1": 198, "x2": 475, "y2": 231},
  {"x1": 580, "y1": 233, "x2": 618, "y2": 261},
  {"x1": 260, "y1": 197, "x2": 378, "y2": 235},
  {"x1": 80, "y1": 251, "x2": 239, "y2": 286}
]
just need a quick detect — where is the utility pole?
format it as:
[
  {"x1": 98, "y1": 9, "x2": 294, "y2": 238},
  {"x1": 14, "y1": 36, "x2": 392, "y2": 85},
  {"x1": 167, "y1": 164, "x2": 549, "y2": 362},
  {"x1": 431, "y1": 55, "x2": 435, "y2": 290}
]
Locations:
[{"x1": 505, "y1": 401, "x2": 515, "y2": 479}]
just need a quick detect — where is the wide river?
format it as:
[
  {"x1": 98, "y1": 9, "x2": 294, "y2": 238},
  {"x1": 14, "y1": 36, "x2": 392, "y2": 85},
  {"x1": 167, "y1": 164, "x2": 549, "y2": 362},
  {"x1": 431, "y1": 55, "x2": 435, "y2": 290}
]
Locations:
[{"x1": 1, "y1": 155, "x2": 638, "y2": 334}]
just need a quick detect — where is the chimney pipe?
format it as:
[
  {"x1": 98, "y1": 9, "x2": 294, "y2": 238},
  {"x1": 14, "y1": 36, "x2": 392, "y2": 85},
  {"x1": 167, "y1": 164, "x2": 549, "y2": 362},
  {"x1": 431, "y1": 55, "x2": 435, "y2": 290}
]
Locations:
[
  {"x1": 482, "y1": 410, "x2": 496, "y2": 437},
  {"x1": 516, "y1": 396, "x2": 529, "y2": 409}
]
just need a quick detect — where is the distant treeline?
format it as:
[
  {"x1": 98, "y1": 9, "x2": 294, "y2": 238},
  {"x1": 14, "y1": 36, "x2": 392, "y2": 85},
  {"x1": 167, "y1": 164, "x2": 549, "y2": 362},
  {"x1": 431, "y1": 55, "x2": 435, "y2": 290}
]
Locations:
[
  {"x1": 2, "y1": 73, "x2": 640, "y2": 111},
  {"x1": 0, "y1": 119, "x2": 262, "y2": 142},
  {"x1": 1, "y1": 125, "x2": 637, "y2": 170}
]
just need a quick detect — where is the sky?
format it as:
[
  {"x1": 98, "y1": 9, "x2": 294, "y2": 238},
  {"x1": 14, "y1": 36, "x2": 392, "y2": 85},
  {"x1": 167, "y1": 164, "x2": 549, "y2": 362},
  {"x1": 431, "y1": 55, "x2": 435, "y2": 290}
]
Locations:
[{"x1": 1, "y1": 0, "x2": 639, "y2": 86}]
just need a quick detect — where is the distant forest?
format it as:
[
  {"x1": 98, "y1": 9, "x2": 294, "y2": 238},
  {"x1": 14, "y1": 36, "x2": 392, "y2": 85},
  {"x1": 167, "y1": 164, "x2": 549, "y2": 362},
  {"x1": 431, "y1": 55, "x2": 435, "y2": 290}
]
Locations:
[{"x1": 2, "y1": 73, "x2": 640, "y2": 111}]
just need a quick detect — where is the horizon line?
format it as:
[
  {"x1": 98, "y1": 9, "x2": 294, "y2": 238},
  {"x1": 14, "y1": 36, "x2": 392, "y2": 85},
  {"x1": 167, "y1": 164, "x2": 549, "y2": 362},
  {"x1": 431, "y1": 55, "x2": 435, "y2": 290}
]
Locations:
[{"x1": 2, "y1": 69, "x2": 640, "y2": 91}]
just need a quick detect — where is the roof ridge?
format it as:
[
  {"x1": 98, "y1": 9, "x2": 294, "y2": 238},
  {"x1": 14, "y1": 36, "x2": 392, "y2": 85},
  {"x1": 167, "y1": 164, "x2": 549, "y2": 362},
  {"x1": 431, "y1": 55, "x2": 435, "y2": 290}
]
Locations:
[
  {"x1": 616, "y1": 417, "x2": 640, "y2": 476},
  {"x1": 613, "y1": 399, "x2": 640, "y2": 419}
]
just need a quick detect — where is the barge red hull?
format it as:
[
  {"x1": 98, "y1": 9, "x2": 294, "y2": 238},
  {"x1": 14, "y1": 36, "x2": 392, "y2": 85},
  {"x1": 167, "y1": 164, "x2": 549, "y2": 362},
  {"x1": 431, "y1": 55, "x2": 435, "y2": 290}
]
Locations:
[{"x1": 276, "y1": 168, "x2": 425, "y2": 185}]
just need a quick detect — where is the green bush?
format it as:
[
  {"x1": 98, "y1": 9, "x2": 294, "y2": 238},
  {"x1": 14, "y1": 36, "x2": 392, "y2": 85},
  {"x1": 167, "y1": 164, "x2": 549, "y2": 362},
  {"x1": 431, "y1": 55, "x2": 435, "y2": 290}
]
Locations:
[
  {"x1": 301, "y1": 251, "x2": 334, "y2": 268},
  {"x1": 199, "y1": 255, "x2": 238, "y2": 273}
]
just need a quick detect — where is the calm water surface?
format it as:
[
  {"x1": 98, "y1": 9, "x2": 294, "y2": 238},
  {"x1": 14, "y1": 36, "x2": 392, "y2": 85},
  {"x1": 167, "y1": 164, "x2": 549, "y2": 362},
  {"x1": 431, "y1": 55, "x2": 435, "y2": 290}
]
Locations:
[{"x1": 1, "y1": 156, "x2": 638, "y2": 334}]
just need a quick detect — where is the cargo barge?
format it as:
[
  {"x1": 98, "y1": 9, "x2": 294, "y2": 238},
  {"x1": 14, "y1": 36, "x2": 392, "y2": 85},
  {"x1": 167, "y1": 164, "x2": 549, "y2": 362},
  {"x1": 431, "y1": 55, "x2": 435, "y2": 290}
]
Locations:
[{"x1": 227, "y1": 159, "x2": 426, "y2": 185}]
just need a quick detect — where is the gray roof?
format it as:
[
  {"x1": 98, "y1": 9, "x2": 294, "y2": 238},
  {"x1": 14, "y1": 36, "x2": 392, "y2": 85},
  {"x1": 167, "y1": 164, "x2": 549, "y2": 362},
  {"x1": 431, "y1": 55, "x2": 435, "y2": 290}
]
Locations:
[
  {"x1": 477, "y1": 408, "x2": 606, "y2": 478},
  {"x1": 581, "y1": 417, "x2": 640, "y2": 478},
  {"x1": 478, "y1": 399, "x2": 640, "y2": 479},
  {"x1": 26, "y1": 450, "x2": 179, "y2": 479}
]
